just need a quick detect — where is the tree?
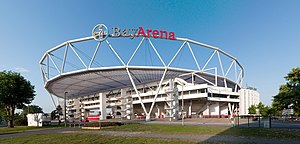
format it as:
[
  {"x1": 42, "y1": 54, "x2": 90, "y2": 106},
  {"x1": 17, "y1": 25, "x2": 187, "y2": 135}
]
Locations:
[
  {"x1": 265, "y1": 106, "x2": 276, "y2": 117},
  {"x1": 273, "y1": 67, "x2": 300, "y2": 116},
  {"x1": 22, "y1": 105, "x2": 43, "y2": 115},
  {"x1": 51, "y1": 105, "x2": 63, "y2": 123},
  {"x1": 0, "y1": 71, "x2": 35, "y2": 128},
  {"x1": 248, "y1": 105, "x2": 257, "y2": 114},
  {"x1": 0, "y1": 106, "x2": 5, "y2": 123},
  {"x1": 257, "y1": 102, "x2": 266, "y2": 116},
  {"x1": 272, "y1": 101, "x2": 284, "y2": 116},
  {"x1": 15, "y1": 105, "x2": 44, "y2": 126},
  {"x1": 248, "y1": 103, "x2": 275, "y2": 117},
  {"x1": 14, "y1": 112, "x2": 27, "y2": 126}
]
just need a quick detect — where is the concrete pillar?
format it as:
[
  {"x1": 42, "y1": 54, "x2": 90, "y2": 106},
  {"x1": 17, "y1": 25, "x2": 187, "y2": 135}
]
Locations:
[
  {"x1": 120, "y1": 89, "x2": 132, "y2": 120},
  {"x1": 228, "y1": 102, "x2": 232, "y2": 117},
  {"x1": 173, "y1": 83, "x2": 179, "y2": 120},
  {"x1": 146, "y1": 114, "x2": 151, "y2": 121},
  {"x1": 163, "y1": 79, "x2": 179, "y2": 121},
  {"x1": 207, "y1": 101, "x2": 210, "y2": 118},
  {"x1": 156, "y1": 104, "x2": 160, "y2": 118},
  {"x1": 99, "y1": 93, "x2": 106, "y2": 120},
  {"x1": 228, "y1": 102, "x2": 236, "y2": 118},
  {"x1": 216, "y1": 102, "x2": 220, "y2": 118},
  {"x1": 232, "y1": 104, "x2": 235, "y2": 117},
  {"x1": 120, "y1": 89, "x2": 126, "y2": 118},
  {"x1": 188, "y1": 100, "x2": 192, "y2": 117},
  {"x1": 81, "y1": 104, "x2": 85, "y2": 121},
  {"x1": 126, "y1": 98, "x2": 133, "y2": 120}
]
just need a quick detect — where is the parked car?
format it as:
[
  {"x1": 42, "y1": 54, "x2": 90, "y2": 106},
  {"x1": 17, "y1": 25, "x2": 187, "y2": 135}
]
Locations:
[{"x1": 135, "y1": 113, "x2": 145, "y2": 119}]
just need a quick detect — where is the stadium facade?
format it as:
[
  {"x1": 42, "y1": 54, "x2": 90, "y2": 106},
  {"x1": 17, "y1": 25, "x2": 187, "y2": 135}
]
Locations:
[
  {"x1": 40, "y1": 24, "x2": 259, "y2": 121},
  {"x1": 65, "y1": 84, "x2": 259, "y2": 121}
]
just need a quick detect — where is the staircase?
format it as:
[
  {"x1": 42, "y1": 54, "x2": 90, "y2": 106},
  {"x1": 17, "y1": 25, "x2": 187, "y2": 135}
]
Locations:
[{"x1": 164, "y1": 79, "x2": 179, "y2": 120}]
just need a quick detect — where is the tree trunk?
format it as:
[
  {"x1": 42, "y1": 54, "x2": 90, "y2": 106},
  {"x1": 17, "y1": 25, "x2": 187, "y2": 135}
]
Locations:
[{"x1": 6, "y1": 106, "x2": 15, "y2": 128}]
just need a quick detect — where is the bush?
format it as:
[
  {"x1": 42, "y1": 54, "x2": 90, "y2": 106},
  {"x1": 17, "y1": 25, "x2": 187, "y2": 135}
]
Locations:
[
  {"x1": 84, "y1": 122, "x2": 123, "y2": 127},
  {"x1": 14, "y1": 114, "x2": 27, "y2": 126}
]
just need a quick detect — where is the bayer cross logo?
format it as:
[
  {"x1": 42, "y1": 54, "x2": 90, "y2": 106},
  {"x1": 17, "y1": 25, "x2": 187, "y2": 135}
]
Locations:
[{"x1": 92, "y1": 24, "x2": 109, "y2": 42}]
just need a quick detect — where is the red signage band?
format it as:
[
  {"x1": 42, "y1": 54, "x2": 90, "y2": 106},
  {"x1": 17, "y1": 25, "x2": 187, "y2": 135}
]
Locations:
[{"x1": 111, "y1": 26, "x2": 176, "y2": 40}]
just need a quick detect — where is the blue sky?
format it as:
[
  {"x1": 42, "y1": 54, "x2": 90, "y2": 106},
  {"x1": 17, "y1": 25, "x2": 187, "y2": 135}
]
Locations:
[{"x1": 0, "y1": 1, "x2": 300, "y2": 112}]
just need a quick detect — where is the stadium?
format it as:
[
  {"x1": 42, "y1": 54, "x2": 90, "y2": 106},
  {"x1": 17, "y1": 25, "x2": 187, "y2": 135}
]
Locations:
[{"x1": 39, "y1": 24, "x2": 250, "y2": 122}]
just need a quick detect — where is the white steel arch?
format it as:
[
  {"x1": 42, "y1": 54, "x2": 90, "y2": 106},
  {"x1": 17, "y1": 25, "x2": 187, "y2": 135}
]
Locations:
[{"x1": 40, "y1": 34, "x2": 244, "y2": 120}]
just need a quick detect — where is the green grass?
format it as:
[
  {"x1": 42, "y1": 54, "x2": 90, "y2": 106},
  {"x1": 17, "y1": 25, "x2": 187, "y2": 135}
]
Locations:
[
  {"x1": 0, "y1": 125, "x2": 65, "y2": 135},
  {"x1": 0, "y1": 126, "x2": 40, "y2": 135},
  {"x1": 102, "y1": 123, "x2": 228, "y2": 135},
  {"x1": 1, "y1": 124, "x2": 300, "y2": 143},
  {"x1": 220, "y1": 127, "x2": 300, "y2": 140},
  {"x1": 0, "y1": 133, "x2": 196, "y2": 144},
  {"x1": 100, "y1": 123, "x2": 300, "y2": 140}
]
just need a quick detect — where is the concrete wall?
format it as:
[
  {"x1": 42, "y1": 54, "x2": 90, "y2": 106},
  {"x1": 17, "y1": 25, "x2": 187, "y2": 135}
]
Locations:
[
  {"x1": 209, "y1": 102, "x2": 220, "y2": 116},
  {"x1": 132, "y1": 99, "x2": 218, "y2": 119},
  {"x1": 220, "y1": 103, "x2": 228, "y2": 116},
  {"x1": 27, "y1": 113, "x2": 43, "y2": 127}
]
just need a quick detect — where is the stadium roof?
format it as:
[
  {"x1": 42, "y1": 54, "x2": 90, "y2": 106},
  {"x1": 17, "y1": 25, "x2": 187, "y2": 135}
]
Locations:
[{"x1": 40, "y1": 30, "x2": 244, "y2": 99}]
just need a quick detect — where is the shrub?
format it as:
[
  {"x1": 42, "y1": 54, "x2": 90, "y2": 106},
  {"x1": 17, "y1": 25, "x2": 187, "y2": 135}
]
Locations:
[{"x1": 84, "y1": 122, "x2": 123, "y2": 127}]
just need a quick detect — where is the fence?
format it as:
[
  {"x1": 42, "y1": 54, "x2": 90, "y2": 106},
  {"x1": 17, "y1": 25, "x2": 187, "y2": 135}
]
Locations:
[{"x1": 235, "y1": 115, "x2": 271, "y2": 128}]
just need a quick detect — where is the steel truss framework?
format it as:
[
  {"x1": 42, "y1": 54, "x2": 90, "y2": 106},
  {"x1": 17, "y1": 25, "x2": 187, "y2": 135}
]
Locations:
[{"x1": 40, "y1": 35, "x2": 244, "y2": 119}]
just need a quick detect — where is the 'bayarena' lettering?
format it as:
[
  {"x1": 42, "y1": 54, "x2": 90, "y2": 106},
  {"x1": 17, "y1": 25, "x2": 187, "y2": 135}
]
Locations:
[
  {"x1": 137, "y1": 27, "x2": 176, "y2": 40},
  {"x1": 111, "y1": 26, "x2": 176, "y2": 40}
]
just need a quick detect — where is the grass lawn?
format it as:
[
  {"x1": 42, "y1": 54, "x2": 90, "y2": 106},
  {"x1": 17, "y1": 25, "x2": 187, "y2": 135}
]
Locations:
[
  {"x1": 0, "y1": 133, "x2": 197, "y2": 144},
  {"x1": 0, "y1": 125, "x2": 64, "y2": 135},
  {"x1": 1, "y1": 124, "x2": 300, "y2": 143},
  {"x1": 0, "y1": 126, "x2": 40, "y2": 135},
  {"x1": 102, "y1": 123, "x2": 227, "y2": 135},
  {"x1": 100, "y1": 123, "x2": 300, "y2": 141}
]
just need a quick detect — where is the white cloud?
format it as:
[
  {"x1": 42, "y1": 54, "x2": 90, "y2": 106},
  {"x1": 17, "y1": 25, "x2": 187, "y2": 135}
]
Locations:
[
  {"x1": 14, "y1": 67, "x2": 30, "y2": 73},
  {"x1": 0, "y1": 65, "x2": 7, "y2": 71}
]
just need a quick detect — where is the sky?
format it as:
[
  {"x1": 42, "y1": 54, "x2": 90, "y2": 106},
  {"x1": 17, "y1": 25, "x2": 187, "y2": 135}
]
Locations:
[{"x1": 0, "y1": 1, "x2": 300, "y2": 113}]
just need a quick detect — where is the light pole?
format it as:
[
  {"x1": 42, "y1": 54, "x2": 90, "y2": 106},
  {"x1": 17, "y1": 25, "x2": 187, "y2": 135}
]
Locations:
[
  {"x1": 64, "y1": 92, "x2": 68, "y2": 127},
  {"x1": 28, "y1": 104, "x2": 30, "y2": 114},
  {"x1": 181, "y1": 85, "x2": 184, "y2": 126}
]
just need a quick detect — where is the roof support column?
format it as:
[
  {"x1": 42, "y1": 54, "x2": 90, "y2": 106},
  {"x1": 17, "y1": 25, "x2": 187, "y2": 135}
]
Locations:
[
  {"x1": 126, "y1": 67, "x2": 148, "y2": 117},
  {"x1": 99, "y1": 93, "x2": 106, "y2": 120},
  {"x1": 147, "y1": 68, "x2": 168, "y2": 121}
]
